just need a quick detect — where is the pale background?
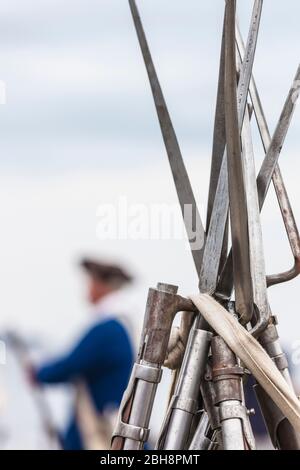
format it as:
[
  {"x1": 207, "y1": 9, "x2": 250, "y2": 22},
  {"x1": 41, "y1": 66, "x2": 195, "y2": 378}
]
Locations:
[{"x1": 0, "y1": 0, "x2": 299, "y2": 447}]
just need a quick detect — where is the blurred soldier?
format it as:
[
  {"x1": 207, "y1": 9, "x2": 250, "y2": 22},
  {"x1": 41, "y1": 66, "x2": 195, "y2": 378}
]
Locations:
[{"x1": 33, "y1": 258, "x2": 134, "y2": 450}]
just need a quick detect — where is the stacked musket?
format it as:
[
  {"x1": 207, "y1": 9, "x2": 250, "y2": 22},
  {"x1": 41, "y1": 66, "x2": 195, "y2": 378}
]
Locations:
[{"x1": 112, "y1": 0, "x2": 300, "y2": 450}]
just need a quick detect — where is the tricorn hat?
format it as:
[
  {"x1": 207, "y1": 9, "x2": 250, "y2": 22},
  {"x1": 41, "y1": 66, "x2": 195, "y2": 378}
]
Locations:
[{"x1": 80, "y1": 257, "x2": 133, "y2": 287}]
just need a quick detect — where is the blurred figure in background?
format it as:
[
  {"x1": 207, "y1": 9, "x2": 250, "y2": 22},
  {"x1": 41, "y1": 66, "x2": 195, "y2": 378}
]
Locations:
[{"x1": 33, "y1": 258, "x2": 134, "y2": 450}]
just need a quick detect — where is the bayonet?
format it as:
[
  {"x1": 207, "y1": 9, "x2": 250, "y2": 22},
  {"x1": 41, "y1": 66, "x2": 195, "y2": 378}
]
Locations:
[
  {"x1": 236, "y1": 25, "x2": 300, "y2": 288},
  {"x1": 218, "y1": 55, "x2": 300, "y2": 299},
  {"x1": 223, "y1": 0, "x2": 253, "y2": 324},
  {"x1": 199, "y1": 0, "x2": 263, "y2": 295},
  {"x1": 241, "y1": 106, "x2": 269, "y2": 336}
]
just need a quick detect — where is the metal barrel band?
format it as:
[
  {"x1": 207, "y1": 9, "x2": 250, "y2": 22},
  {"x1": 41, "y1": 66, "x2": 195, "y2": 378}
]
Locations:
[
  {"x1": 259, "y1": 323, "x2": 279, "y2": 347},
  {"x1": 133, "y1": 362, "x2": 162, "y2": 384},
  {"x1": 272, "y1": 354, "x2": 289, "y2": 372},
  {"x1": 212, "y1": 365, "x2": 244, "y2": 379},
  {"x1": 112, "y1": 421, "x2": 150, "y2": 443},
  {"x1": 170, "y1": 395, "x2": 198, "y2": 415},
  {"x1": 219, "y1": 403, "x2": 248, "y2": 422}
]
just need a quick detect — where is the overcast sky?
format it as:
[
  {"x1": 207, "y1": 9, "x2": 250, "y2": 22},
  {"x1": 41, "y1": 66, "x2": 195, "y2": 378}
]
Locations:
[{"x1": 0, "y1": 0, "x2": 299, "y2": 365}]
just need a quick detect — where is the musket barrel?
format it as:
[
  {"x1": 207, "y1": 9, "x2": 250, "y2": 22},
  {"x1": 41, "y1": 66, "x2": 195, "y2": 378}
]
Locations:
[{"x1": 157, "y1": 327, "x2": 212, "y2": 449}]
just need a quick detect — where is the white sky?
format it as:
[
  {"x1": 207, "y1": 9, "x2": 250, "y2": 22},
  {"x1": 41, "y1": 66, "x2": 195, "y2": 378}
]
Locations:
[{"x1": 0, "y1": 0, "x2": 299, "y2": 443}]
